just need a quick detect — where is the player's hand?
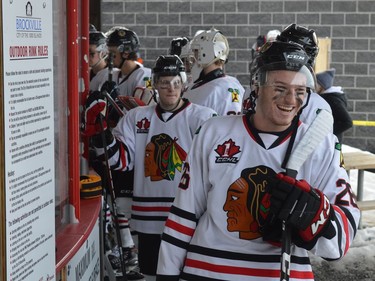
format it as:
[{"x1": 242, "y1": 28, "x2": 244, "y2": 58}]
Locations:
[
  {"x1": 82, "y1": 90, "x2": 107, "y2": 136},
  {"x1": 101, "y1": 81, "x2": 118, "y2": 100},
  {"x1": 267, "y1": 173, "x2": 332, "y2": 242}
]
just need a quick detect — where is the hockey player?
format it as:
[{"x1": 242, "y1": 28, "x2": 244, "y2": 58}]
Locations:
[
  {"x1": 156, "y1": 41, "x2": 360, "y2": 280},
  {"x1": 183, "y1": 28, "x2": 245, "y2": 116},
  {"x1": 89, "y1": 25, "x2": 110, "y2": 92},
  {"x1": 276, "y1": 23, "x2": 332, "y2": 125},
  {"x1": 104, "y1": 26, "x2": 152, "y2": 98},
  {"x1": 85, "y1": 55, "x2": 217, "y2": 281}
]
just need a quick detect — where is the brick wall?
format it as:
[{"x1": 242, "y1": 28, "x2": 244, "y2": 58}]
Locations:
[{"x1": 99, "y1": 0, "x2": 375, "y2": 151}]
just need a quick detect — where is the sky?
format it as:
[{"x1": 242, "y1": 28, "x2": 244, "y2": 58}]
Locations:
[{"x1": 310, "y1": 169, "x2": 375, "y2": 281}]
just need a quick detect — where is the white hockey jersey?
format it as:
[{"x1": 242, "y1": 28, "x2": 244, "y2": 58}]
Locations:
[
  {"x1": 112, "y1": 62, "x2": 152, "y2": 97},
  {"x1": 90, "y1": 67, "x2": 111, "y2": 92},
  {"x1": 106, "y1": 100, "x2": 217, "y2": 234},
  {"x1": 183, "y1": 74, "x2": 245, "y2": 116},
  {"x1": 300, "y1": 92, "x2": 332, "y2": 125},
  {"x1": 157, "y1": 114, "x2": 360, "y2": 281}
]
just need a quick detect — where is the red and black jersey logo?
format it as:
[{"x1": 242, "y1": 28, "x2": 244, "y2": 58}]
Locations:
[
  {"x1": 136, "y1": 117, "x2": 150, "y2": 133},
  {"x1": 215, "y1": 139, "x2": 241, "y2": 163}
]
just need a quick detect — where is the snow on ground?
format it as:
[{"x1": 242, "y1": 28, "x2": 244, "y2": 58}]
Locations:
[{"x1": 311, "y1": 170, "x2": 375, "y2": 281}]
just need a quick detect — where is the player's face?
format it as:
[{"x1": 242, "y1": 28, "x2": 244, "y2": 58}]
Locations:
[
  {"x1": 255, "y1": 70, "x2": 308, "y2": 132},
  {"x1": 107, "y1": 46, "x2": 123, "y2": 68},
  {"x1": 89, "y1": 45, "x2": 101, "y2": 68},
  {"x1": 156, "y1": 76, "x2": 183, "y2": 110}
]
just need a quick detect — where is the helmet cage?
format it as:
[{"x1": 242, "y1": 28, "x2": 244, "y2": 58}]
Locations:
[{"x1": 190, "y1": 28, "x2": 229, "y2": 68}]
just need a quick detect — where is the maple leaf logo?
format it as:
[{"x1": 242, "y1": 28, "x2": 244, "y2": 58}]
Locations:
[
  {"x1": 215, "y1": 139, "x2": 241, "y2": 163},
  {"x1": 136, "y1": 118, "x2": 150, "y2": 133}
]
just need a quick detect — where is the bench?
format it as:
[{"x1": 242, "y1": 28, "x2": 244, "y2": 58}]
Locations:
[
  {"x1": 342, "y1": 145, "x2": 375, "y2": 227},
  {"x1": 357, "y1": 200, "x2": 375, "y2": 211}
]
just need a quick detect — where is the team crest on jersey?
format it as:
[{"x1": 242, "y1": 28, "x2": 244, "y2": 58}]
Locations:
[
  {"x1": 145, "y1": 133, "x2": 187, "y2": 181},
  {"x1": 144, "y1": 77, "x2": 152, "y2": 88},
  {"x1": 228, "y1": 88, "x2": 240, "y2": 103},
  {"x1": 215, "y1": 139, "x2": 240, "y2": 163},
  {"x1": 223, "y1": 166, "x2": 276, "y2": 240},
  {"x1": 335, "y1": 142, "x2": 345, "y2": 168},
  {"x1": 136, "y1": 117, "x2": 150, "y2": 133}
]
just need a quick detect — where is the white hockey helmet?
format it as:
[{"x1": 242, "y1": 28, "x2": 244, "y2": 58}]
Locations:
[{"x1": 189, "y1": 27, "x2": 229, "y2": 81}]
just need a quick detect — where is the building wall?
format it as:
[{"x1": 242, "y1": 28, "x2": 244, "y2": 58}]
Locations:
[{"x1": 99, "y1": 0, "x2": 375, "y2": 151}]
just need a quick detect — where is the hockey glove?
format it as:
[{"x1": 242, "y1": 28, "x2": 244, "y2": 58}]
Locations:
[
  {"x1": 267, "y1": 173, "x2": 332, "y2": 242},
  {"x1": 100, "y1": 80, "x2": 118, "y2": 100},
  {"x1": 132, "y1": 86, "x2": 156, "y2": 106},
  {"x1": 83, "y1": 90, "x2": 107, "y2": 136}
]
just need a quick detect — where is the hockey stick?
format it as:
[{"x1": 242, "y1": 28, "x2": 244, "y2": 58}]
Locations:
[
  {"x1": 280, "y1": 109, "x2": 333, "y2": 281},
  {"x1": 98, "y1": 52, "x2": 128, "y2": 281},
  {"x1": 99, "y1": 114, "x2": 128, "y2": 281}
]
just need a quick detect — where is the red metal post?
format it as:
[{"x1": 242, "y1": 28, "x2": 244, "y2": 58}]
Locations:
[{"x1": 67, "y1": 0, "x2": 80, "y2": 220}]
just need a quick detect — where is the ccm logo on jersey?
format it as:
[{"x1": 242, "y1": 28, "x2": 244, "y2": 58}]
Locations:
[{"x1": 311, "y1": 196, "x2": 330, "y2": 235}]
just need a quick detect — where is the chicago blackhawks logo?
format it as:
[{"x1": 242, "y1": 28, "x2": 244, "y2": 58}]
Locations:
[
  {"x1": 223, "y1": 166, "x2": 276, "y2": 240},
  {"x1": 136, "y1": 117, "x2": 150, "y2": 133},
  {"x1": 215, "y1": 139, "x2": 241, "y2": 163},
  {"x1": 144, "y1": 133, "x2": 187, "y2": 181}
]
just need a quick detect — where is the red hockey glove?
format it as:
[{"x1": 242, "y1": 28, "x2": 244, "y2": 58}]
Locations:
[
  {"x1": 132, "y1": 86, "x2": 156, "y2": 106},
  {"x1": 83, "y1": 90, "x2": 107, "y2": 136},
  {"x1": 117, "y1": 95, "x2": 147, "y2": 111},
  {"x1": 268, "y1": 173, "x2": 332, "y2": 242}
]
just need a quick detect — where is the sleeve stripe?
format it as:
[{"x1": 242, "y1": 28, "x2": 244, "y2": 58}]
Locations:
[
  {"x1": 333, "y1": 205, "x2": 350, "y2": 255},
  {"x1": 162, "y1": 233, "x2": 190, "y2": 250},
  {"x1": 170, "y1": 205, "x2": 198, "y2": 223},
  {"x1": 165, "y1": 218, "x2": 195, "y2": 236}
]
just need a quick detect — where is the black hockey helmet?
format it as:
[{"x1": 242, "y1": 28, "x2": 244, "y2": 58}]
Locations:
[
  {"x1": 276, "y1": 23, "x2": 319, "y2": 67},
  {"x1": 169, "y1": 37, "x2": 190, "y2": 57},
  {"x1": 105, "y1": 26, "x2": 140, "y2": 53},
  {"x1": 89, "y1": 30, "x2": 106, "y2": 46},
  {"x1": 250, "y1": 40, "x2": 315, "y2": 90},
  {"x1": 152, "y1": 55, "x2": 187, "y2": 84}
]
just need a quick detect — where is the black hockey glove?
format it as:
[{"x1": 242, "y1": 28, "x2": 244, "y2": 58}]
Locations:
[
  {"x1": 82, "y1": 90, "x2": 107, "y2": 136},
  {"x1": 101, "y1": 80, "x2": 118, "y2": 100},
  {"x1": 267, "y1": 173, "x2": 332, "y2": 242}
]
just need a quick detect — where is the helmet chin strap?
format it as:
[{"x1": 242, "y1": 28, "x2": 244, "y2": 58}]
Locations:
[{"x1": 90, "y1": 52, "x2": 108, "y2": 69}]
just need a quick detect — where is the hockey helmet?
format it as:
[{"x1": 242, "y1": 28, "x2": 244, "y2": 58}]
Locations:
[
  {"x1": 277, "y1": 23, "x2": 319, "y2": 67},
  {"x1": 105, "y1": 26, "x2": 140, "y2": 53},
  {"x1": 250, "y1": 40, "x2": 315, "y2": 91},
  {"x1": 152, "y1": 55, "x2": 187, "y2": 85},
  {"x1": 89, "y1": 30, "x2": 106, "y2": 47},
  {"x1": 189, "y1": 27, "x2": 229, "y2": 81}
]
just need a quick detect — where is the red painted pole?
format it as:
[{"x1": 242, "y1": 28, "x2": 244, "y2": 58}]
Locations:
[{"x1": 67, "y1": 0, "x2": 80, "y2": 220}]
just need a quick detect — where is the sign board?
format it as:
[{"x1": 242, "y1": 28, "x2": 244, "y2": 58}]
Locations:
[
  {"x1": 1, "y1": 1, "x2": 55, "y2": 280},
  {"x1": 66, "y1": 219, "x2": 101, "y2": 281},
  {"x1": 315, "y1": 37, "x2": 332, "y2": 73}
]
